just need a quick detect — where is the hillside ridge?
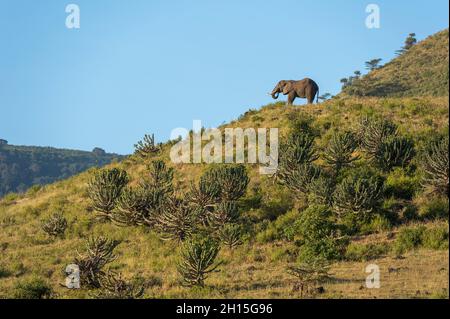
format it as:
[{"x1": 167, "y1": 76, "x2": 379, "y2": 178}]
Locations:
[{"x1": 342, "y1": 29, "x2": 449, "y2": 97}]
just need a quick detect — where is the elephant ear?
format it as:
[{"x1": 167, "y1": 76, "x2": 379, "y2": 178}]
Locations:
[{"x1": 282, "y1": 82, "x2": 292, "y2": 95}]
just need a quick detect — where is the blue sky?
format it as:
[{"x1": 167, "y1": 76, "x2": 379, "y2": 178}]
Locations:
[{"x1": 0, "y1": 0, "x2": 448, "y2": 154}]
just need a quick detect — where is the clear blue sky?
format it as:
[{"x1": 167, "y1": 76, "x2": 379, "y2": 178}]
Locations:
[{"x1": 1, "y1": 0, "x2": 448, "y2": 154}]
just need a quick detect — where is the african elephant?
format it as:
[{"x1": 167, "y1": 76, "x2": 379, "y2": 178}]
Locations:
[{"x1": 270, "y1": 78, "x2": 319, "y2": 105}]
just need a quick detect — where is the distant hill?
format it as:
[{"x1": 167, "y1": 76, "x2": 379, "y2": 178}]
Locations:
[
  {"x1": 342, "y1": 29, "x2": 449, "y2": 97},
  {"x1": 0, "y1": 143, "x2": 124, "y2": 196}
]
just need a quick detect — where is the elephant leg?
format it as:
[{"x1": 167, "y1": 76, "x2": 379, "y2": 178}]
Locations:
[
  {"x1": 287, "y1": 92, "x2": 296, "y2": 106},
  {"x1": 306, "y1": 87, "x2": 315, "y2": 104}
]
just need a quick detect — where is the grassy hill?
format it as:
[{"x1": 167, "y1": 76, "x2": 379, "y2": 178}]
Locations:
[
  {"x1": 342, "y1": 29, "x2": 449, "y2": 98},
  {"x1": 0, "y1": 30, "x2": 448, "y2": 299},
  {"x1": 0, "y1": 144, "x2": 123, "y2": 196}
]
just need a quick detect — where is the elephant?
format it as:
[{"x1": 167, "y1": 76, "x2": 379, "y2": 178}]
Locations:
[{"x1": 270, "y1": 78, "x2": 319, "y2": 105}]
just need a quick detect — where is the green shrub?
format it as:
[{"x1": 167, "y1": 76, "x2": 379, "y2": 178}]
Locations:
[
  {"x1": 345, "y1": 242, "x2": 390, "y2": 261},
  {"x1": 200, "y1": 165, "x2": 249, "y2": 202},
  {"x1": 87, "y1": 168, "x2": 129, "y2": 220},
  {"x1": 256, "y1": 209, "x2": 300, "y2": 243},
  {"x1": 0, "y1": 266, "x2": 11, "y2": 278},
  {"x1": 422, "y1": 225, "x2": 449, "y2": 250},
  {"x1": 323, "y1": 131, "x2": 359, "y2": 173},
  {"x1": 418, "y1": 196, "x2": 449, "y2": 220},
  {"x1": 385, "y1": 168, "x2": 420, "y2": 200},
  {"x1": 286, "y1": 112, "x2": 319, "y2": 137},
  {"x1": 421, "y1": 136, "x2": 449, "y2": 195},
  {"x1": 393, "y1": 226, "x2": 426, "y2": 254},
  {"x1": 333, "y1": 168, "x2": 384, "y2": 232},
  {"x1": 257, "y1": 185, "x2": 296, "y2": 220},
  {"x1": 295, "y1": 205, "x2": 347, "y2": 261},
  {"x1": 240, "y1": 186, "x2": 263, "y2": 211},
  {"x1": 13, "y1": 277, "x2": 53, "y2": 299},
  {"x1": 360, "y1": 214, "x2": 393, "y2": 234},
  {"x1": 277, "y1": 132, "x2": 319, "y2": 196},
  {"x1": 394, "y1": 224, "x2": 449, "y2": 254},
  {"x1": 177, "y1": 238, "x2": 221, "y2": 287},
  {"x1": 2, "y1": 192, "x2": 19, "y2": 203},
  {"x1": 218, "y1": 223, "x2": 243, "y2": 249},
  {"x1": 307, "y1": 176, "x2": 334, "y2": 207},
  {"x1": 358, "y1": 117, "x2": 397, "y2": 157},
  {"x1": 41, "y1": 212, "x2": 68, "y2": 238},
  {"x1": 375, "y1": 136, "x2": 415, "y2": 171}
]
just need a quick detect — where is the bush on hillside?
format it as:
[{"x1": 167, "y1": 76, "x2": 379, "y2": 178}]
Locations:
[
  {"x1": 13, "y1": 277, "x2": 53, "y2": 299},
  {"x1": 421, "y1": 136, "x2": 449, "y2": 195},
  {"x1": 422, "y1": 225, "x2": 449, "y2": 250},
  {"x1": 333, "y1": 168, "x2": 384, "y2": 232},
  {"x1": 417, "y1": 196, "x2": 449, "y2": 220},
  {"x1": 358, "y1": 117, "x2": 397, "y2": 158},
  {"x1": 177, "y1": 238, "x2": 222, "y2": 287},
  {"x1": 307, "y1": 175, "x2": 335, "y2": 207},
  {"x1": 294, "y1": 205, "x2": 347, "y2": 261},
  {"x1": 218, "y1": 223, "x2": 243, "y2": 249},
  {"x1": 393, "y1": 226, "x2": 426, "y2": 254},
  {"x1": 93, "y1": 272, "x2": 145, "y2": 299},
  {"x1": 256, "y1": 209, "x2": 300, "y2": 243},
  {"x1": 375, "y1": 136, "x2": 415, "y2": 171},
  {"x1": 87, "y1": 168, "x2": 129, "y2": 220},
  {"x1": 394, "y1": 224, "x2": 449, "y2": 254},
  {"x1": 74, "y1": 236, "x2": 120, "y2": 288},
  {"x1": 200, "y1": 165, "x2": 249, "y2": 202},
  {"x1": 345, "y1": 242, "x2": 390, "y2": 261},
  {"x1": 384, "y1": 168, "x2": 421, "y2": 200},
  {"x1": 323, "y1": 131, "x2": 359, "y2": 173},
  {"x1": 41, "y1": 212, "x2": 68, "y2": 238},
  {"x1": 155, "y1": 197, "x2": 198, "y2": 242}
]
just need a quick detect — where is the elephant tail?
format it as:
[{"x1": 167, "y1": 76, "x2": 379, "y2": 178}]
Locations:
[{"x1": 316, "y1": 87, "x2": 319, "y2": 104}]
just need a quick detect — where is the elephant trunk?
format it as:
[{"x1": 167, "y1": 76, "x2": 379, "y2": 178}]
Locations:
[{"x1": 271, "y1": 88, "x2": 280, "y2": 99}]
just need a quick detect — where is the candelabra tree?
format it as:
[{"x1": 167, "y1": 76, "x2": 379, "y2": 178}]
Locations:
[
  {"x1": 333, "y1": 169, "x2": 384, "y2": 232},
  {"x1": 87, "y1": 168, "x2": 129, "y2": 221},
  {"x1": 155, "y1": 197, "x2": 199, "y2": 242},
  {"x1": 134, "y1": 133, "x2": 160, "y2": 160},
  {"x1": 323, "y1": 131, "x2": 359, "y2": 174},
  {"x1": 94, "y1": 271, "x2": 145, "y2": 299},
  {"x1": 218, "y1": 223, "x2": 243, "y2": 249},
  {"x1": 41, "y1": 212, "x2": 68, "y2": 238},
  {"x1": 421, "y1": 136, "x2": 449, "y2": 195},
  {"x1": 358, "y1": 117, "x2": 397, "y2": 158},
  {"x1": 110, "y1": 160, "x2": 174, "y2": 227},
  {"x1": 207, "y1": 201, "x2": 239, "y2": 228},
  {"x1": 277, "y1": 132, "x2": 320, "y2": 197},
  {"x1": 374, "y1": 136, "x2": 415, "y2": 171},
  {"x1": 177, "y1": 238, "x2": 222, "y2": 287},
  {"x1": 74, "y1": 236, "x2": 120, "y2": 288}
]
